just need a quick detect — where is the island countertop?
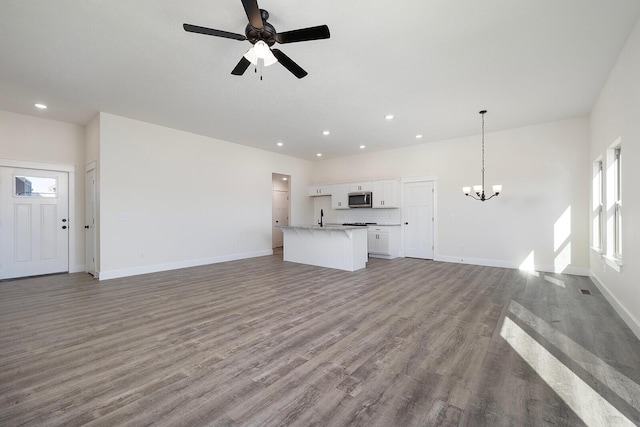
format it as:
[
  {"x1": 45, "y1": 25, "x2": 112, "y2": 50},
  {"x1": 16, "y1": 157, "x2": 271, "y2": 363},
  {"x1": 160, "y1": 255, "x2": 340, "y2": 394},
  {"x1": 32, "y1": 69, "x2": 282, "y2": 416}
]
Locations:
[
  {"x1": 278, "y1": 224, "x2": 364, "y2": 231},
  {"x1": 278, "y1": 225, "x2": 368, "y2": 271}
]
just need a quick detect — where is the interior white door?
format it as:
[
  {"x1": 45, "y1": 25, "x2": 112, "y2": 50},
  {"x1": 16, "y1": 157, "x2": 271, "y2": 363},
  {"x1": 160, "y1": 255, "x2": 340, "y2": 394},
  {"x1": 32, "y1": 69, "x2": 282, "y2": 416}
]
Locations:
[
  {"x1": 85, "y1": 167, "x2": 96, "y2": 276},
  {"x1": 0, "y1": 167, "x2": 69, "y2": 279},
  {"x1": 272, "y1": 190, "x2": 289, "y2": 248},
  {"x1": 404, "y1": 181, "x2": 434, "y2": 259}
]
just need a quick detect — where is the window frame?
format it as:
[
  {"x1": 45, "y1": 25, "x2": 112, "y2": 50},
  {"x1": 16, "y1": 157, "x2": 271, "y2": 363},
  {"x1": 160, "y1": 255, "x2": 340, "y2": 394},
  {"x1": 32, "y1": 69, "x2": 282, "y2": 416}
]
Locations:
[
  {"x1": 613, "y1": 147, "x2": 622, "y2": 260},
  {"x1": 592, "y1": 159, "x2": 604, "y2": 253}
]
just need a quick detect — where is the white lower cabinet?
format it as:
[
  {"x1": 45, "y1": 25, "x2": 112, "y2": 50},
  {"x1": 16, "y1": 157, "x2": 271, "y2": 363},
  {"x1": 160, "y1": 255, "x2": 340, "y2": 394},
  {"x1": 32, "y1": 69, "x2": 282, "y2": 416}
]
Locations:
[{"x1": 367, "y1": 226, "x2": 400, "y2": 259}]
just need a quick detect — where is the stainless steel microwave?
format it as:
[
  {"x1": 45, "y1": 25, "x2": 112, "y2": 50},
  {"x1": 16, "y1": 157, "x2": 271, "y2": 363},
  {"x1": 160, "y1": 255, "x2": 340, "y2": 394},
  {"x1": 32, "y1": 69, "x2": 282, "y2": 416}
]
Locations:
[{"x1": 348, "y1": 192, "x2": 372, "y2": 208}]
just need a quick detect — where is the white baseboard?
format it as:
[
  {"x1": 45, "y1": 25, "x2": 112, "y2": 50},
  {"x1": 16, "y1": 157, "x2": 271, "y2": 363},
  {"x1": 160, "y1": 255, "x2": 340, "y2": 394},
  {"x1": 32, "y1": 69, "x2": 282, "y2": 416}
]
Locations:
[
  {"x1": 98, "y1": 250, "x2": 273, "y2": 281},
  {"x1": 589, "y1": 272, "x2": 640, "y2": 340},
  {"x1": 436, "y1": 255, "x2": 513, "y2": 269},
  {"x1": 434, "y1": 255, "x2": 589, "y2": 276},
  {"x1": 70, "y1": 264, "x2": 86, "y2": 274}
]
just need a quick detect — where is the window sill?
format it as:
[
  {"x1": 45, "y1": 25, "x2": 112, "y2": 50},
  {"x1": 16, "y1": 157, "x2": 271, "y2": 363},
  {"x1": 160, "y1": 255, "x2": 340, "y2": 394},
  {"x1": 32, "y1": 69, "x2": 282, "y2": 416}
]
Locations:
[{"x1": 604, "y1": 255, "x2": 623, "y2": 273}]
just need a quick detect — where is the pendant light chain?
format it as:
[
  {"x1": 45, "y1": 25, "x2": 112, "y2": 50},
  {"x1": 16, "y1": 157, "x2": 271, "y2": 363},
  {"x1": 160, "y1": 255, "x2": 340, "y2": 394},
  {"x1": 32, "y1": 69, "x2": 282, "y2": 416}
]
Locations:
[{"x1": 481, "y1": 111, "x2": 485, "y2": 193}]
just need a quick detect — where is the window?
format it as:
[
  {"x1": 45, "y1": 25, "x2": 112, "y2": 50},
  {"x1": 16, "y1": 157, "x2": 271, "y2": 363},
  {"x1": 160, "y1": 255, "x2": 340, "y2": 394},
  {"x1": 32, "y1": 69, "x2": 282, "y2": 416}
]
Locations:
[
  {"x1": 14, "y1": 176, "x2": 57, "y2": 198},
  {"x1": 592, "y1": 160, "x2": 604, "y2": 252},
  {"x1": 613, "y1": 147, "x2": 622, "y2": 259},
  {"x1": 603, "y1": 140, "x2": 622, "y2": 270}
]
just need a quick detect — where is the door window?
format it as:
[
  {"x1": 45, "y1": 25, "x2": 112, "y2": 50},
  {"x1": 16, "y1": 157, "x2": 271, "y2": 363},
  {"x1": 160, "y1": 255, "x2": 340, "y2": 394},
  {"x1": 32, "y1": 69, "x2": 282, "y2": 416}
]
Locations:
[{"x1": 14, "y1": 176, "x2": 57, "y2": 198}]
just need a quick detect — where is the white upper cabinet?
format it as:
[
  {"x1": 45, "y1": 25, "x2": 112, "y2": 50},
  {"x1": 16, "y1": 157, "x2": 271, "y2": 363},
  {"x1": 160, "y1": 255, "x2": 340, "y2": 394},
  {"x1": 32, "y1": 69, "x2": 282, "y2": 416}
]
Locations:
[
  {"x1": 308, "y1": 185, "x2": 332, "y2": 197},
  {"x1": 331, "y1": 183, "x2": 349, "y2": 209},
  {"x1": 309, "y1": 178, "x2": 399, "y2": 208},
  {"x1": 349, "y1": 182, "x2": 372, "y2": 192},
  {"x1": 372, "y1": 179, "x2": 400, "y2": 208}
]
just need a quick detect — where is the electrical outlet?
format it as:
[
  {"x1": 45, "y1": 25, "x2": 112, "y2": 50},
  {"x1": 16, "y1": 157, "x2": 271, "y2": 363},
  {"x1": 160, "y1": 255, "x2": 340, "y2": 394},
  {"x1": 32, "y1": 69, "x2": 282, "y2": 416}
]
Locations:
[{"x1": 138, "y1": 251, "x2": 144, "y2": 258}]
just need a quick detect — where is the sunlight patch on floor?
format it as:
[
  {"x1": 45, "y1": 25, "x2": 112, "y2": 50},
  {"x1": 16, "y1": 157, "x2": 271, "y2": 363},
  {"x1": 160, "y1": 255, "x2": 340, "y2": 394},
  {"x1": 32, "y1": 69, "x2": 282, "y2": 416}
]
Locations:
[
  {"x1": 508, "y1": 301, "x2": 640, "y2": 410},
  {"x1": 542, "y1": 275, "x2": 566, "y2": 288},
  {"x1": 500, "y1": 316, "x2": 635, "y2": 426}
]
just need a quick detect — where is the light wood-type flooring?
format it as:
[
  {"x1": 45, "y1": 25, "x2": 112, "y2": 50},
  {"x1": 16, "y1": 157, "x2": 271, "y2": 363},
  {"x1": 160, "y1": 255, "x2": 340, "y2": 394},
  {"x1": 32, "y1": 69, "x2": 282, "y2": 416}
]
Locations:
[{"x1": 1, "y1": 253, "x2": 640, "y2": 426}]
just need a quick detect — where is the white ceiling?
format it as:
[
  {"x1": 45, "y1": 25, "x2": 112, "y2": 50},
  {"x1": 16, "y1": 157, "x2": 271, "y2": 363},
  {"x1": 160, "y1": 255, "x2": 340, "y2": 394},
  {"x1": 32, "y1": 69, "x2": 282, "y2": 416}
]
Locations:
[{"x1": 1, "y1": 0, "x2": 639, "y2": 160}]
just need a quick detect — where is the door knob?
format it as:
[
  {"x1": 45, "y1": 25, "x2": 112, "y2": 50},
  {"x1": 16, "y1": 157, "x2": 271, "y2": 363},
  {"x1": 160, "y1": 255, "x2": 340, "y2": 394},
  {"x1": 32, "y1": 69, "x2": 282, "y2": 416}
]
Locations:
[
  {"x1": 405, "y1": 222, "x2": 409, "y2": 225},
  {"x1": 62, "y1": 219, "x2": 67, "y2": 222},
  {"x1": 62, "y1": 225, "x2": 67, "y2": 229},
  {"x1": 85, "y1": 225, "x2": 90, "y2": 229}
]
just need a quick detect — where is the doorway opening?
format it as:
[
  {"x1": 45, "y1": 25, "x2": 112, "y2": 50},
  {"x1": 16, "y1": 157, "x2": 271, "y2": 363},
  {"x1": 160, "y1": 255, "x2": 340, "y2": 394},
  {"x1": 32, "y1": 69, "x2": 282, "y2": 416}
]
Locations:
[{"x1": 272, "y1": 173, "x2": 291, "y2": 250}]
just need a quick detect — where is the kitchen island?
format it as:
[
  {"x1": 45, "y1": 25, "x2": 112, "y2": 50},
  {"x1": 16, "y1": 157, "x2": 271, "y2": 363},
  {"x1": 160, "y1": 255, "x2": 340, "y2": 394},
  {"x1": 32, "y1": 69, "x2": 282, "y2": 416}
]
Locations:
[{"x1": 279, "y1": 225, "x2": 368, "y2": 272}]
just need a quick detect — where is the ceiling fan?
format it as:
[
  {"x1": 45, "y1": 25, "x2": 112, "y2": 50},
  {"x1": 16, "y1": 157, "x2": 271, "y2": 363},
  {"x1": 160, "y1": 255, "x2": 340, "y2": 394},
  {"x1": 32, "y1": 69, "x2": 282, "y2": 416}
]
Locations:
[{"x1": 183, "y1": 0, "x2": 330, "y2": 79}]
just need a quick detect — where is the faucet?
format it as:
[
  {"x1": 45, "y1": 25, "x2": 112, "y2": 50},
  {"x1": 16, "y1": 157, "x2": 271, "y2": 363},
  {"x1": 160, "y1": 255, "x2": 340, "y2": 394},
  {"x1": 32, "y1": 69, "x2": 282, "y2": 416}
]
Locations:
[{"x1": 318, "y1": 209, "x2": 324, "y2": 227}]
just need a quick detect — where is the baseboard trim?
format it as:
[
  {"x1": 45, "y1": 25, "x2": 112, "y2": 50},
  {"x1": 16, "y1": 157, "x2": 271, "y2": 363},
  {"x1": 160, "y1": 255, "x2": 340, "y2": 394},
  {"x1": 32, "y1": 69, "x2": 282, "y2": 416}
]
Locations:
[
  {"x1": 589, "y1": 272, "x2": 640, "y2": 340},
  {"x1": 435, "y1": 255, "x2": 589, "y2": 276},
  {"x1": 98, "y1": 250, "x2": 273, "y2": 281},
  {"x1": 70, "y1": 264, "x2": 86, "y2": 274}
]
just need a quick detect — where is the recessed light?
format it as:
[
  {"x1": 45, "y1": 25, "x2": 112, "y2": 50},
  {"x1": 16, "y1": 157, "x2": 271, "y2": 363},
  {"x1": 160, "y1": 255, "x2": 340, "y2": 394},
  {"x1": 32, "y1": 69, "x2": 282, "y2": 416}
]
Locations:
[
  {"x1": 416, "y1": 134, "x2": 423, "y2": 139},
  {"x1": 282, "y1": 177, "x2": 288, "y2": 181},
  {"x1": 385, "y1": 114, "x2": 394, "y2": 120},
  {"x1": 360, "y1": 145, "x2": 366, "y2": 149},
  {"x1": 35, "y1": 103, "x2": 47, "y2": 109},
  {"x1": 276, "y1": 142, "x2": 284, "y2": 147},
  {"x1": 316, "y1": 153, "x2": 322, "y2": 157},
  {"x1": 322, "y1": 130, "x2": 330, "y2": 136}
]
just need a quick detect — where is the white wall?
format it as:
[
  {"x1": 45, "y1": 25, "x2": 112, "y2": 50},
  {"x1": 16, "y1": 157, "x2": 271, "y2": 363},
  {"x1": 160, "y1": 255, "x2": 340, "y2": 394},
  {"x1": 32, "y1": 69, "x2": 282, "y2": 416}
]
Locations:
[
  {"x1": 589, "y1": 16, "x2": 640, "y2": 337},
  {"x1": 97, "y1": 113, "x2": 313, "y2": 279},
  {"x1": 311, "y1": 117, "x2": 590, "y2": 274},
  {"x1": 0, "y1": 110, "x2": 86, "y2": 272}
]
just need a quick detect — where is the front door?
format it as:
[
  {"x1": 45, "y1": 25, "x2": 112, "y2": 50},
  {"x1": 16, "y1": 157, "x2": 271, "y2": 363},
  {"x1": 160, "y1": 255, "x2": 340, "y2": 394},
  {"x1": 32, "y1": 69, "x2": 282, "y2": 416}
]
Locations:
[
  {"x1": 404, "y1": 181, "x2": 434, "y2": 259},
  {"x1": 0, "y1": 167, "x2": 69, "y2": 279}
]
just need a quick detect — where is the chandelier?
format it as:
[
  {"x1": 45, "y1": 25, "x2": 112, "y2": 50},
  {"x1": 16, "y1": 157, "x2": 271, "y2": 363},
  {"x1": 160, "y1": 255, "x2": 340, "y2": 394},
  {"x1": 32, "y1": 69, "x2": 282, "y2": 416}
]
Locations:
[{"x1": 463, "y1": 110, "x2": 502, "y2": 201}]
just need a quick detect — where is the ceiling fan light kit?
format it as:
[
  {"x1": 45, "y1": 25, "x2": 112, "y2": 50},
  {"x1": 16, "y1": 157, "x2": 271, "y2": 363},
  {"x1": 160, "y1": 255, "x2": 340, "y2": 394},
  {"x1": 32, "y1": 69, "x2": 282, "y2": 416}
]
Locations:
[
  {"x1": 243, "y1": 41, "x2": 277, "y2": 67},
  {"x1": 184, "y1": 0, "x2": 330, "y2": 79},
  {"x1": 463, "y1": 110, "x2": 502, "y2": 202}
]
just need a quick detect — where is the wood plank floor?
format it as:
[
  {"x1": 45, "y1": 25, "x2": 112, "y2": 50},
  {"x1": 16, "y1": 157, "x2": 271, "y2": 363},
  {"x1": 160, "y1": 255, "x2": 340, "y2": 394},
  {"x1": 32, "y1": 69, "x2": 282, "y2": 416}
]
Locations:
[{"x1": 1, "y1": 253, "x2": 640, "y2": 426}]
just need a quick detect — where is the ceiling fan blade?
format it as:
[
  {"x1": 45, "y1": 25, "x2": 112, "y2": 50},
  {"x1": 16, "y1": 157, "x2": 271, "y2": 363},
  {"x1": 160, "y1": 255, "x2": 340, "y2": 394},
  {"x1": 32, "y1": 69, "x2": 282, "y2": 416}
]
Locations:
[
  {"x1": 183, "y1": 24, "x2": 246, "y2": 41},
  {"x1": 241, "y1": 0, "x2": 263, "y2": 30},
  {"x1": 271, "y1": 49, "x2": 308, "y2": 79},
  {"x1": 275, "y1": 25, "x2": 330, "y2": 44},
  {"x1": 231, "y1": 57, "x2": 252, "y2": 75}
]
